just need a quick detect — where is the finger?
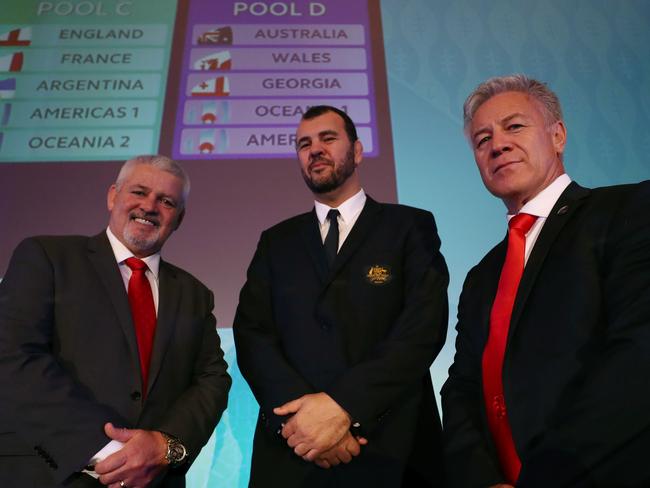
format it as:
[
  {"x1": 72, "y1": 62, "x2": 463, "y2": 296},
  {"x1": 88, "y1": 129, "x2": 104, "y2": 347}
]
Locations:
[
  {"x1": 338, "y1": 449, "x2": 352, "y2": 463},
  {"x1": 108, "y1": 482, "x2": 135, "y2": 488},
  {"x1": 273, "y1": 397, "x2": 303, "y2": 416},
  {"x1": 328, "y1": 455, "x2": 341, "y2": 466},
  {"x1": 356, "y1": 436, "x2": 368, "y2": 445},
  {"x1": 99, "y1": 469, "x2": 127, "y2": 487},
  {"x1": 95, "y1": 452, "x2": 127, "y2": 476},
  {"x1": 303, "y1": 448, "x2": 320, "y2": 462},
  {"x1": 293, "y1": 443, "x2": 310, "y2": 457},
  {"x1": 104, "y1": 422, "x2": 135, "y2": 443},
  {"x1": 315, "y1": 459, "x2": 330, "y2": 469},
  {"x1": 346, "y1": 441, "x2": 361, "y2": 457},
  {"x1": 286, "y1": 434, "x2": 301, "y2": 448},
  {"x1": 307, "y1": 451, "x2": 339, "y2": 466},
  {"x1": 280, "y1": 419, "x2": 297, "y2": 439},
  {"x1": 107, "y1": 483, "x2": 133, "y2": 488}
]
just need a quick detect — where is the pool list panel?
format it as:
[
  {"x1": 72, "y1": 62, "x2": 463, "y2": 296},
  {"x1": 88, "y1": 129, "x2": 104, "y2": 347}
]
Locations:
[
  {"x1": 0, "y1": 0, "x2": 177, "y2": 162},
  {"x1": 173, "y1": 0, "x2": 378, "y2": 159}
]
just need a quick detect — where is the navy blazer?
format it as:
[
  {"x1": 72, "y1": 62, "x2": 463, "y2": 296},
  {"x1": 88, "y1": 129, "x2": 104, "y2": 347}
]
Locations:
[
  {"x1": 442, "y1": 181, "x2": 650, "y2": 487},
  {"x1": 234, "y1": 197, "x2": 449, "y2": 487}
]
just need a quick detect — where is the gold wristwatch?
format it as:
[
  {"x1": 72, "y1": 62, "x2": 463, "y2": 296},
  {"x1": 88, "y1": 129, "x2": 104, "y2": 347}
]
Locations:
[{"x1": 160, "y1": 432, "x2": 188, "y2": 468}]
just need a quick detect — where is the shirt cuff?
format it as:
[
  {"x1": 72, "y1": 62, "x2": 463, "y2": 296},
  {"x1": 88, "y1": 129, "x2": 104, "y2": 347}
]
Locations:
[{"x1": 83, "y1": 440, "x2": 125, "y2": 478}]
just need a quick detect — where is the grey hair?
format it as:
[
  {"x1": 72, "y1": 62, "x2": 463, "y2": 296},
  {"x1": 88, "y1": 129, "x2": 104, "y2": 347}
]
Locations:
[
  {"x1": 463, "y1": 74, "x2": 563, "y2": 136},
  {"x1": 115, "y1": 155, "x2": 190, "y2": 206}
]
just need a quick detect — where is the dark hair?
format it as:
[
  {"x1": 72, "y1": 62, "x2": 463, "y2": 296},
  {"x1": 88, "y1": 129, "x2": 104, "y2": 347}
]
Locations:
[{"x1": 301, "y1": 105, "x2": 358, "y2": 143}]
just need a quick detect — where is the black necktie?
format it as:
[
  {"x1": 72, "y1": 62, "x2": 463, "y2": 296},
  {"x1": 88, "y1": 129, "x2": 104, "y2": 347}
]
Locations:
[{"x1": 324, "y1": 209, "x2": 340, "y2": 267}]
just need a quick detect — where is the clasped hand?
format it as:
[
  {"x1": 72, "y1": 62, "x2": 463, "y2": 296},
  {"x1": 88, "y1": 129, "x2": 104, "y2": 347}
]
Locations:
[
  {"x1": 273, "y1": 392, "x2": 367, "y2": 468},
  {"x1": 94, "y1": 422, "x2": 168, "y2": 488}
]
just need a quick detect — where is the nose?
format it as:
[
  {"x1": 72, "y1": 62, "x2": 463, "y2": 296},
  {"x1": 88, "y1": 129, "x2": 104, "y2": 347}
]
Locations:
[
  {"x1": 309, "y1": 140, "x2": 324, "y2": 158},
  {"x1": 140, "y1": 194, "x2": 158, "y2": 213},
  {"x1": 490, "y1": 130, "x2": 512, "y2": 158}
]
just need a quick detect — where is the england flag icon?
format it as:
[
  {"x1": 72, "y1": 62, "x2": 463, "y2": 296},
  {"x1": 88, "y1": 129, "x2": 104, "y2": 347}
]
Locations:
[{"x1": 0, "y1": 27, "x2": 32, "y2": 46}]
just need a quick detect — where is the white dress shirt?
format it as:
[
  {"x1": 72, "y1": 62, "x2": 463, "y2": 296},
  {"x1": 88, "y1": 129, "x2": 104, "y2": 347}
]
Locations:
[
  {"x1": 86, "y1": 229, "x2": 164, "y2": 470},
  {"x1": 106, "y1": 227, "x2": 161, "y2": 314},
  {"x1": 314, "y1": 189, "x2": 367, "y2": 251},
  {"x1": 508, "y1": 173, "x2": 572, "y2": 265}
]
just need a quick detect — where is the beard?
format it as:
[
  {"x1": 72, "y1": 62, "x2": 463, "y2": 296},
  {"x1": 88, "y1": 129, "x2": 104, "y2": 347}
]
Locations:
[
  {"x1": 302, "y1": 145, "x2": 356, "y2": 194},
  {"x1": 122, "y1": 215, "x2": 162, "y2": 255}
]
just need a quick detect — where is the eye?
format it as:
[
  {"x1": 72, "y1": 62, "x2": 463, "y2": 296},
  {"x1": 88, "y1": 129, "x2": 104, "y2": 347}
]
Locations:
[
  {"x1": 296, "y1": 140, "x2": 310, "y2": 151},
  {"x1": 160, "y1": 197, "x2": 176, "y2": 209},
  {"x1": 476, "y1": 135, "x2": 490, "y2": 148},
  {"x1": 131, "y1": 190, "x2": 145, "y2": 196},
  {"x1": 507, "y1": 123, "x2": 524, "y2": 131}
]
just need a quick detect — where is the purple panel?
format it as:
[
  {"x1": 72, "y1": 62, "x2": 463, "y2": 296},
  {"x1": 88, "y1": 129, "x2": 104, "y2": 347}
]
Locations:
[{"x1": 172, "y1": 0, "x2": 379, "y2": 159}]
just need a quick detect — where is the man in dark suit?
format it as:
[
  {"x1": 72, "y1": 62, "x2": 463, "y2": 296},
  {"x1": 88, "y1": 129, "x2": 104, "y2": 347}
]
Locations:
[
  {"x1": 233, "y1": 105, "x2": 449, "y2": 487},
  {"x1": 0, "y1": 155, "x2": 231, "y2": 487},
  {"x1": 442, "y1": 74, "x2": 650, "y2": 487}
]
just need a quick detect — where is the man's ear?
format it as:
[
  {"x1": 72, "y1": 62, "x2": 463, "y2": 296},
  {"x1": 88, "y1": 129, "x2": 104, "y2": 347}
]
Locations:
[
  {"x1": 174, "y1": 208, "x2": 185, "y2": 231},
  {"x1": 107, "y1": 184, "x2": 117, "y2": 211},
  {"x1": 353, "y1": 139, "x2": 363, "y2": 166},
  {"x1": 552, "y1": 120, "x2": 567, "y2": 155}
]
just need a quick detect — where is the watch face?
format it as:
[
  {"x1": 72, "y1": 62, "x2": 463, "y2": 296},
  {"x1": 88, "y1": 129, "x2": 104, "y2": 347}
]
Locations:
[
  {"x1": 169, "y1": 440, "x2": 187, "y2": 464},
  {"x1": 171, "y1": 444, "x2": 184, "y2": 461}
]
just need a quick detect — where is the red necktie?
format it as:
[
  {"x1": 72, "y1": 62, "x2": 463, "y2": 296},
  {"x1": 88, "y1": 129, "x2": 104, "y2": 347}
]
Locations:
[
  {"x1": 482, "y1": 213, "x2": 537, "y2": 484},
  {"x1": 125, "y1": 257, "x2": 156, "y2": 395}
]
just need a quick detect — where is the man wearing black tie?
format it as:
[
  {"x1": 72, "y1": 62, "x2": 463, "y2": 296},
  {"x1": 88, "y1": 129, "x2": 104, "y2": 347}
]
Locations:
[
  {"x1": 234, "y1": 106, "x2": 449, "y2": 487},
  {"x1": 442, "y1": 75, "x2": 650, "y2": 487},
  {"x1": 0, "y1": 155, "x2": 231, "y2": 487}
]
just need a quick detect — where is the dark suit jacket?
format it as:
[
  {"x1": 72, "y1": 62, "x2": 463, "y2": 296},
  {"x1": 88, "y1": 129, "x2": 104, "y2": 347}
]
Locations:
[
  {"x1": 233, "y1": 197, "x2": 449, "y2": 487},
  {"x1": 0, "y1": 232, "x2": 231, "y2": 487},
  {"x1": 442, "y1": 181, "x2": 650, "y2": 487}
]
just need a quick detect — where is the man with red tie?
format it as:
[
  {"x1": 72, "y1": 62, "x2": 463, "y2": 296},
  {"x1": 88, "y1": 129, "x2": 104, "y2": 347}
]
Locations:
[
  {"x1": 0, "y1": 155, "x2": 231, "y2": 487},
  {"x1": 442, "y1": 75, "x2": 650, "y2": 487}
]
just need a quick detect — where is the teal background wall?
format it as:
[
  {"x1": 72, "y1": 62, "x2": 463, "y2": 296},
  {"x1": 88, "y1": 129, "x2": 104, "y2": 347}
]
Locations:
[
  {"x1": 191, "y1": 1, "x2": 650, "y2": 486},
  {"x1": 380, "y1": 0, "x2": 650, "y2": 401}
]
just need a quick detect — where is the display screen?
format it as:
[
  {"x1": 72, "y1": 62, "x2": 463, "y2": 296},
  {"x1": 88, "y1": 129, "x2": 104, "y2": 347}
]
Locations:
[
  {"x1": 172, "y1": 0, "x2": 379, "y2": 158},
  {"x1": 0, "y1": 0, "x2": 178, "y2": 161}
]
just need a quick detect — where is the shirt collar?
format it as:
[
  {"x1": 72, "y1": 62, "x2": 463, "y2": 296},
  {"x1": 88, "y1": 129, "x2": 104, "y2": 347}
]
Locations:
[
  {"x1": 314, "y1": 189, "x2": 366, "y2": 225},
  {"x1": 106, "y1": 227, "x2": 160, "y2": 279},
  {"x1": 510, "y1": 173, "x2": 572, "y2": 220}
]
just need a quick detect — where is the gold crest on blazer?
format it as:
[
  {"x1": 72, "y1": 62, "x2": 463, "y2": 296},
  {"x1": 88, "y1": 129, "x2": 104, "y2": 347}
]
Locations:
[{"x1": 365, "y1": 265, "x2": 392, "y2": 285}]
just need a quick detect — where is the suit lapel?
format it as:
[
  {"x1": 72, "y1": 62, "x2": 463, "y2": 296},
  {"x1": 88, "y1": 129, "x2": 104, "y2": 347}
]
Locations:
[
  {"x1": 87, "y1": 233, "x2": 140, "y2": 369},
  {"x1": 481, "y1": 241, "x2": 508, "y2": 339},
  {"x1": 508, "y1": 182, "x2": 590, "y2": 340},
  {"x1": 146, "y1": 261, "x2": 179, "y2": 396},
  {"x1": 324, "y1": 197, "x2": 382, "y2": 286},
  {"x1": 300, "y1": 209, "x2": 329, "y2": 283}
]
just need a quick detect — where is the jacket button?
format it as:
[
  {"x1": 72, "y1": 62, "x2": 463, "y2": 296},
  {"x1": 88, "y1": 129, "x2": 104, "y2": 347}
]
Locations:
[
  {"x1": 320, "y1": 321, "x2": 330, "y2": 330},
  {"x1": 130, "y1": 391, "x2": 142, "y2": 401}
]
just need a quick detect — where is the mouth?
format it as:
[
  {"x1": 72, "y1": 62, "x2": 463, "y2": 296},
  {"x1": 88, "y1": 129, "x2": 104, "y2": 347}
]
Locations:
[
  {"x1": 493, "y1": 160, "x2": 520, "y2": 174},
  {"x1": 309, "y1": 158, "x2": 332, "y2": 173},
  {"x1": 130, "y1": 214, "x2": 159, "y2": 227}
]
